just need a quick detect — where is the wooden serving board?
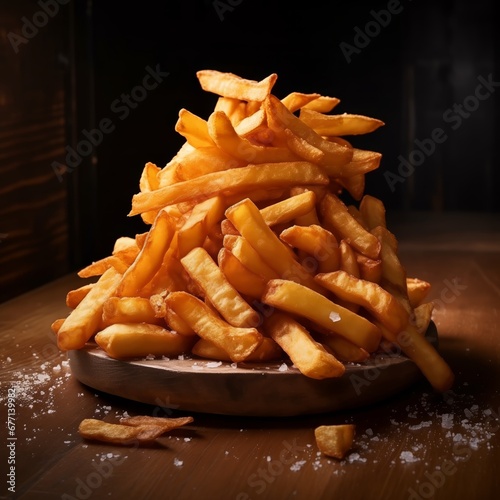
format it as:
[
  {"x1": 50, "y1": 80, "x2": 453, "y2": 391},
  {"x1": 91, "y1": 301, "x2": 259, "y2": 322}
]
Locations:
[{"x1": 68, "y1": 323, "x2": 438, "y2": 417}]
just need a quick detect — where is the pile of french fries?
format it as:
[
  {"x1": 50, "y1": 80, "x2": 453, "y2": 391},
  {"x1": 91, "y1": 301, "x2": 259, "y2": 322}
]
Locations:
[{"x1": 53, "y1": 70, "x2": 454, "y2": 393}]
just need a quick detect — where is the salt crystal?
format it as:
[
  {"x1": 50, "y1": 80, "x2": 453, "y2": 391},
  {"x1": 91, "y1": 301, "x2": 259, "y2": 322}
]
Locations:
[
  {"x1": 278, "y1": 363, "x2": 288, "y2": 372},
  {"x1": 290, "y1": 460, "x2": 307, "y2": 471},
  {"x1": 173, "y1": 458, "x2": 183, "y2": 467},
  {"x1": 206, "y1": 361, "x2": 222, "y2": 368},
  {"x1": 441, "y1": 413, "x2": 454, "y2": 429},
  {"x1": 329, "y1": 311, "x2": 341, "y2": 323},
  {"x1": 400, "y1": 451, "x2": 419, "y2": 463}
]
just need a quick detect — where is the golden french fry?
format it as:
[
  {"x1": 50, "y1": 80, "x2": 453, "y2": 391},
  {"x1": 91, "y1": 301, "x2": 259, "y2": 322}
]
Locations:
[
  {"x1": 180, "y1": 247, "x2": 260, "y2": 328},
  {"x1": 302, "y1": 95, "x2": 340, "y2": 113},
  {"x1": 263, "y1": 311, "x2": 345, "y2": 379},
  {"x1": 407, "y1": 277, "x2": 432, "y2": 308},
  {"x1": 79, "y1": 418, "x2": 167, "y2": 445},
  {"x1": 51, "y1": 318, "x2": 65, "y2": 335},
  {"x1": 192, "y1": 336, "x2": 283, "y2": 362},
  {"x1": 223, "y1": 235, "x2": 280, "y2": 282},
  {"x1": 208, "y1": 110, "x2": 299, "y2": 163},
  {"x1": 359, "y1": 194, "x2": 386, "y2": 230},
  {"x1": 338, "y1": 241, "x2": 360, "y2": 278},
  {"x1": 315, "y1": 270, "x2": 410, "y2": 334},
  {"x1": 315, "y1": 424, "x2": 356, "y2": 459},
  {"x1": 57, "y1": 267, "x2": 122, "y2": 351},
  {"x1": 129, "y1": 162, "x2": 328, "y2": 216},
  {"x1": 340, "y1": 149, "x2": 382, "y2": 178},
  {"x1": 279, "y1": 224, "x2": 340, "y2": 273},
  {"x1": 283, "y1": 128, "x2": 325, "y2": 164},
  {"x1": 217, "y1": 247, "x2": 266, "y2": 299},
  {"x1": 264, "y1": 95, "x2": 353, "y2": 171},
  {"x1": 77, "y1": 250, "x2": 137, "y2": 278},
  {"x1": 262, "y1": 279, "x2": 381, "y2": 352},
  {"x1": 165, "y1": 291, "x2": 262, "y2": 362},
  {"x1": 414, "y1": 302, "x2": 434, "y2": 334},
  {"x1": 95, "y1": 323, "x2": 195, "y2": 359},
  {"x1": 355, "y1": 253, "x2": 382, "y2": 283},
  {"x1": 197, "y1": 70, "x2": 277, "y2": 102},
  {"x1": 117, "y1": 210, "x2": 176, "y2": 296},
  {"x1": 299, "y1": 108, "x2": 384, "y2": 136},
  {"x1": 321, "y1": 193, "x2": 380, "y2": 260},
  {"x1": 101, "y1": 296, "x2": 163, "y2": 327},
  {"x1": 177, "y1": 196, "x2": 226, "y2": 258},
  {"x1": 66, "y1": 283, "x2": 94, "y2": 309},
  {"x1": 259, "y1": 191, "x2": 316, "y2": 227},
  {"x1": 313, "y1": 331, "x2": 369, "y2": 363},
  {"x1": 225, "y1": 198, "x2": 323, "y2": 292},
  {"x1": 281, "y1": 92, "x2": 321, "y2": 112},
  {"x1": 338, "y1": 172, "x2": 365, "y2": 201},
  {"x1": 175, "y1": 108, "x2": 214, "y2": 148}
]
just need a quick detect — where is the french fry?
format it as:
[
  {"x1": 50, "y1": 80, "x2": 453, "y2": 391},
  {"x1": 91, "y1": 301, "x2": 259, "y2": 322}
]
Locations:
[
  {"x1": 197, "y1": 70, "x2": 277, "y2": 102},
  {"x1": 129, "y1": 162, "x2": 328, "y2": 216},
  {"x1": 207, "y1": 110, "x2": 299, "y2": 163},
  {"x1": 315, "y1": 270, "x2": 410, "y2": 334},
  {"x1": 321, "y1": 193, "x2": 381, "y2": 260},
  {"x1": 414, "y1": 302, "x2": 434, "y2": 335},
  {"x1": 57, "y1": 267, "x2": 122, "y2": 351},
  {"x1": 280, "y1": 92, "x2": 321, "y2": 112},
  {"x1": 119, "y1": 415, "x2": 193, "y2": 431},
  {"x1": 95, "y1": 323, "x2": 195, "y2": 359},
  {"x1": 180, "y1": 247, "x2": 260, "y2": 328},
  {"x1": 175, "y1": 108, "x2": 214, "y2": 148},
  {"x1": 259, "y1": 191, "x2": 316, "y2": 227},
  {"x1": 66, "y1": 283, "x2": 94, "y2": 309},
  {"x1": 359, "y1": 194, "x2": 386, "y2": 230},
  {"x1": 338, "y1": 241, "x2": 360, "y2": 278},
  {"x1": 279, "y1": 224, "x2": 340, "y2": 273},
  {"x1": 315, "y1": 424, "x2": 356, "y2": 459},
  {"x1": 302, "y1": 95, "x2": 340, "y2": 113},
  {"x1": 299, "y1": 108, "x2": 384, "y2": 136},
  {"x1": 262, "y1": 279, "x2": 382, "y2": 352},
  {"x1": 101, "y1": 296, "x2": 163, "y2": 327},
  {"x1": 139, "y1": 162, "x2": 161, "y2": 192},
  {"x1": 407, "y1": 277, "x2": 432, "y2": 308},
  {"x1": 225, "y1": 198, "x2": 323, "y2": 293},
  {"x1": 117, "y1": 210, "x2": 176, "y2": 296},
  {"x1": 263, "y1": 311, "x2": 345, "y2": 379},
  {"x1": 165, "y1": 291, "x2": 262, "y2": 362},
  {"x1": 217, "y1": 248, "x2": 266, "y2": 299}
]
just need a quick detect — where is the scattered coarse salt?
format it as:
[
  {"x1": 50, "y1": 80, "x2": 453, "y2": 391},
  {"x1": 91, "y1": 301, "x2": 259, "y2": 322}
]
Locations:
[
  {"x1": 329, "y1": 311, "x2": 341, "y2": 323},
  {"x1": 290, "y1": 460, "x2": 307, "y2": 471},
  {"x1": 400, "y1": 451, "x2": 419, "y2": 463},
  {"x1": 173, "y1": 458, "x2": 183, "y2": 467},
  {"x1": 441, "y1": 413, "x2": 454, "y2": 429},
  {"x1": 278, "y1": 363, "x2": 288, "y2": 372},
  {"x1": 206, "y1": 361, "x2": 222, "y2": 368}
]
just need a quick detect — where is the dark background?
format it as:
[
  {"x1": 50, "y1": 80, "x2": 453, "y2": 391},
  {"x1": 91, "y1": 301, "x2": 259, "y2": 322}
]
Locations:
[{"x1": 0, "y1": 0, "x2": 498, "y2": 302}]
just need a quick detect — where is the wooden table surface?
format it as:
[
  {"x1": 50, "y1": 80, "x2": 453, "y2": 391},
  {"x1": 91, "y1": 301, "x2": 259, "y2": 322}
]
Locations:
[{"x1": 1, "y1": 212, "x2": 499, "y2": 500}]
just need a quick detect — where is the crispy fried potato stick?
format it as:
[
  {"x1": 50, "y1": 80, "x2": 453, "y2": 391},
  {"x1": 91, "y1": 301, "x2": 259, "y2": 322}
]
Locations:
[
  {"x1": 129, "y1": 162, "x2": 328, "y2": 216},
  {"x1": 165, "y1": 291, "x2": 262, "y2": 362},
  {"x1": 262, "y1": 279, "x2": 381, "y2": 352},
  {"x1": 57, "y1": 267, "x2": 122, "y2": 350}
]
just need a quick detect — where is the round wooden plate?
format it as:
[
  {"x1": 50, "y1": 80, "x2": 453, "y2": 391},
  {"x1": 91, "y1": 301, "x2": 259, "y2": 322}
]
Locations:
[{"x1": 68, "y1": 322, "x2": 437, "y2": 417}]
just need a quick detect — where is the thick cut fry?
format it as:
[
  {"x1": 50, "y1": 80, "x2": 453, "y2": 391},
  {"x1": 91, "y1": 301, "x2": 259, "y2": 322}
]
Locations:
[
  {"x1": 165, "y1": 291, "x2": 262, "y2": 362},
  {"x1": 315, "y1": 270, "x2": 410, "y2": 333},
  {"x1": 95, "y1": 323, "x2": 195, "y2": 359},
  {"x1": 338, "y1": 241, "x2": 360, "y2": 278},
  {"x1": 180, "y1": 247, "x2": 260, "y2": 328},
  {"x1": 356, "y1": 253, "x2": 382, "y2": 283},
  {"x1": 217, "y1": 248, "x2": 266, "y2": 299},
  {"x1": 66, "y1": 283, "x2": 94, "y2": 309},
  {"x1": 177, "y1": 196, "x2": 226, "y2": 258},
  {"x1": 321, "y1": 193, "x2": 381, "y2": 260},
  {"x1": 283, "y1": 127, "x2": 325, "y2": 165},
  {"x1": 299, "y1": 108, "x2": 384, "y2": 136},
  {"x1": 208, "y1": 110, "x2": 299, "y2": 163},
  {"x1": 225, "y1": 198, "x2": 324, "y2": 292},
  {"x1": 57, "y1": 268, "x2": 122, "y2": 350},
  {"x1": 197, "y1": 70, "x2": 277, "y2": 102},
  {"x1": 223, "y1": 235, "x2": 280, "y2": 282},
  {"x1": 139, "y1": 162, "x2": 161, "y2": 192},
  {"x1": 192, "y1": 337, "x2": 283, "y2": 362},
  {"x1": 263, "y1": 311, "x2": 345, "y2": 379},
  {"x1": 315, "y1": 424, "x2": 356, "y2": 459},
  {"x1": 359, "y1": 194, "x2": 386, "y2": 229},
  {"x1": 101, "y1": 296, "x2": 163, "y2": 327},
  {"x1": 129, "y1": 162, "x2": 328, "y2": 216},
  {"x1": 175, "y1": 108, "x2": 214, "y2": 148},
  {"x1": 264, "y1": 95, "x2": 353, "y2": 171},
  {"x1": 117, "y1": 210, "x2": 176, "y2": 296},
  {"x1": 259, "y1": 191, "x2": 316, "y2": 227},
  {"x1": 79, "y1": 418, "x2": 168, "y2": 445},
  {"x1": 414, "y1": 302, "x2": 434, "y2": 334},
  {"x1": 262, "y1": 279, "x2": 381, "y2": 352},
  {"x1": 314, "y1": 331, "x2": 369, "y2": 363},
  {"x1": 77, "y1": 248, "x2": 138, "y2": 278},
  {"x1": 407, "y1": 277, "x2": 432, "y2": 308},
  {"x1": 279, "y1": 224, "x2": 340, "y2": 273},
  {"x1": 340, "y1": 149, "x2": 382, "y2": 178}
]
